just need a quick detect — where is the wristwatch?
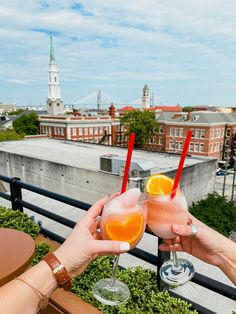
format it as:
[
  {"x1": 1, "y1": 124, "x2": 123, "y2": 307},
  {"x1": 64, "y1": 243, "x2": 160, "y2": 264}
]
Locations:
[{"x1": 43, "y1": 252, "x2": 72, "y2": 290}]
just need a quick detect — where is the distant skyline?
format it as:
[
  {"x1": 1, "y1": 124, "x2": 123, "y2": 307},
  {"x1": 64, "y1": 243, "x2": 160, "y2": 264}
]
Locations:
[{"x1": 0, "y1": 0, "x2": 236, "y2": 107}]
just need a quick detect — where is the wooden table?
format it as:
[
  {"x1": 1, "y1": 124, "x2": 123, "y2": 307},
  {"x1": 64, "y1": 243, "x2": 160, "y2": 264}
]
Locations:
[{"x1": 0, "y1": 228, "x2": 35, "y2": 286}]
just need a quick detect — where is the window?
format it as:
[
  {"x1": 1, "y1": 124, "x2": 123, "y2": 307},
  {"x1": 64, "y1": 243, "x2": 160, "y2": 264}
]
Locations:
[
  {"x1": 221, "y1": 129, "x2": 224, "y2": 137},
  {"x1": 211, "y1": 129, "x2": 214, "y2": 138},
  {"x1": 159, "y1": 125, "x2": 163, "y2": 133},
  {"x1": 190, "y1": 129, "x2": 195, "y2": 138},
  {"x1": 200, "y1": 129, "x2": 205, "y2": 138},
  {"x1": 54, "y1": 77, "x2": 57, "y2": 82},
  {"x1": 214, "y1": 143, "x2": 217, "y2": 152},
  {"x1": 225, "y1": 138, "x2": 230, "y2": 146},
  {"x1": 170, "y1": 128, "x2": 174, "y2": 136},
  {"x1": 194, "y1": 143, "x2": 199, "y2": 152},
  {"x1": 195, "y1": 129, "x2": 200, "y2": 138},
  {"x1": 179, "y1": 128, "x2": 183, "y2": 137},
  {"x1": 200, "y1": 143, "x2": 204, "y2": 152},
  {"x1": 169, "y1": 140, "x2": 173, "y2": 149},
  {"x1": 94, "y1": 127, "x2": 98, "y2": 134},
  {"x1": 210, "y1": 144, "x2": 213, "y2": 152},
  {"x1": 84, "y1": 128, "x2": 88, "y2": 135},
  {"x1": 189, "y1": 142, "x2": 194, "y2": 151},
  {"x1": 57, "y1": 103, "x2": 60, "y2": 107},
  {"x1": 179, "y1": 141, "x2": 183, "y2": 150},
  {"x1": 89, "y1": 127, "x2": 93, "y2": 134},
  {"x1": 72, "y1": 128, "x2": 76, "y2": 136},
  {"x1": 226, "y1": 128, "x2": 231, "y2": 137},
  {"x1": 174, "y1": 128, "x2": 179, "y2": 137},
  {"x1": 78, "y1": 128, "x2": 83, "y2": 135},
  {"x1": 159, "y1": 137, "x2": 163, "y2": 145}
]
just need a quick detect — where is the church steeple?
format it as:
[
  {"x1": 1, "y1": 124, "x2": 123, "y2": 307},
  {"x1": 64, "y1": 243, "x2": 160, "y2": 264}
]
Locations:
[
  {"x1": 50, "y1": 35, "x2": 56, "y2": 64},
  {"x1": 47, "y1": 35, "x2": 64, "y2": 115}
]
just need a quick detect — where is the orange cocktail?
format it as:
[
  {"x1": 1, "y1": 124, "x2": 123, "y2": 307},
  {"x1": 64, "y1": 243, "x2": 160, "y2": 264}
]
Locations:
[{"x1": 100, "y1": 189, "x2": 146, "y2": 249}]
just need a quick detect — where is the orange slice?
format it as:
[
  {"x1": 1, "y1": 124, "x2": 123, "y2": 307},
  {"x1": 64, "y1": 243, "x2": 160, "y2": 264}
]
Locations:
[
  {"x1": 105, "y1": 214, "x2": 144, "y2": 245},
  {"x1": 146, "y1": 174, "x2": 174, "y2": 195}
]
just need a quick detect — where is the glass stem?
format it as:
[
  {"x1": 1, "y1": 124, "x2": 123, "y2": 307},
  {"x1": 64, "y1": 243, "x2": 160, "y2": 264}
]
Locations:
[
  {"x1": 172, "y1": 251, "x2": 179, "y2": 268},
  {"x1": 111, "y1": 255, "x2": 120, "y2": 284}
]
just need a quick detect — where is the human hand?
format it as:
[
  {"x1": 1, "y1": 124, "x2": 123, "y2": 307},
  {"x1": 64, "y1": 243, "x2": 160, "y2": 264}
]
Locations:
[
  {"x1": 159, "y1": 214, "x2": 231, "y2": 268},
  {"x1": 54, "y1": 197, "x2": 130, "y2": 277}
]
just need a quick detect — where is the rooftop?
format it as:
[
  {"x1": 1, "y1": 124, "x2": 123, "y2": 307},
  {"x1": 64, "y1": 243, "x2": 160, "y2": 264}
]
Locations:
[
  {"x1": 157, "y1": 111, "x2": 236, "y2": 124},
  {"x1": 0, "y1": 138, "x2": 213, "y2": 173}
]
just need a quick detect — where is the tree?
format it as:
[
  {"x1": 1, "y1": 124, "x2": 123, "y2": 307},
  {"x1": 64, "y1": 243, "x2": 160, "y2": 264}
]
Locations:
[
  {"x1": 120, "y1": 110, "x2": 158, "y2": 148},
  {"x1": 13, "y1": 112, "x2": 39, "y2": 135}
]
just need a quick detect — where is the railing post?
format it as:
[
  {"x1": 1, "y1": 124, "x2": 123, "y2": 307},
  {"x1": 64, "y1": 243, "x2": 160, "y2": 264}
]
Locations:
[
  {"x1": 157, "y1": 238, "x2": 170, "y2": 291},
  {"x1": 10, "y1": 177, "x2": 23, "y2": 212}
]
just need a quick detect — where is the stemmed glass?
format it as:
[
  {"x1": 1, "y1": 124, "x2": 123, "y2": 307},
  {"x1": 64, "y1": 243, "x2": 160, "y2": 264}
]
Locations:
[
  {"x1": 92, "y1": 188, "x2": 147, "y2": 305},
  {"x1": 147, "y1": 187, "x2": 194, "y2": 286}
]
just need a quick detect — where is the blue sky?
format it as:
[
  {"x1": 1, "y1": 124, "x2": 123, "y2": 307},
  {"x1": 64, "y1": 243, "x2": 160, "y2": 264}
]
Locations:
[{"x1": 0, "y1": 0, "x2": 236, "y2": 107}]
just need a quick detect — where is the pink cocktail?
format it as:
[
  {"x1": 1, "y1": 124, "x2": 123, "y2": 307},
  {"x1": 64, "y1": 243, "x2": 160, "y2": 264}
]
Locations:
[{"x1": 147, "y1": 191, "x2": 188, "y2": 239}]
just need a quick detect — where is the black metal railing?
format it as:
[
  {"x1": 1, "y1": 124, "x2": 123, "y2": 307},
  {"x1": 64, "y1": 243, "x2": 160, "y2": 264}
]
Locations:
[{"x1": 0, "y1": 174, "x2": 235, "y2": 314}]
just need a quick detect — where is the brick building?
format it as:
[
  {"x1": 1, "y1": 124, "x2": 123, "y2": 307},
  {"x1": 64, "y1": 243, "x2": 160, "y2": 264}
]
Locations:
[
  {"x1": 145, "y1": 111, "x2": 236, "y2": 161},
  {"x1": 38, "y1": 113, "x2": 126, "y2": 146}
]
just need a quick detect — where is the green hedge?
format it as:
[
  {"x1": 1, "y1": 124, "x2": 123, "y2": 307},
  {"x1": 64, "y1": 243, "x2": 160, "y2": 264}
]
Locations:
[
  {"x1": 31, "y1": 242, "x2": 51, "y2": 266},
  {"x1": 189, "y1": 192, "x2": 236, "y2": 237},
  {"x1": 72, "y1": 256, "x2": 197, "y2": 314},
  {"x1": 0, "y1": 206, "x2": 40, "y2": 238}
]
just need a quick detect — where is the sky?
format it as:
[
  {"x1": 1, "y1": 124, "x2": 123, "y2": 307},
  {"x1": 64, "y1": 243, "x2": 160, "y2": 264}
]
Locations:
[{"x1": 0, "y1": 0, "x2": 236, "y2": 107}]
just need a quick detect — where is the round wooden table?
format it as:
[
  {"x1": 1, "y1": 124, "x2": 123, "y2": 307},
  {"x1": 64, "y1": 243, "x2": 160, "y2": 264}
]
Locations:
[{"x1": 0, "y1": 228, "x2": 35, "y2": 286}]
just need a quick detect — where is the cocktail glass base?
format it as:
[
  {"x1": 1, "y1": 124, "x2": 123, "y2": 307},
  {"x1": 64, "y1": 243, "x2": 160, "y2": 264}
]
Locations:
[
  {"x1": 160, "y1": 258, "x2": 194, "y2": 286},
  {"x1": 92, "y1": 278, "x2": 130, "y2": 306}
]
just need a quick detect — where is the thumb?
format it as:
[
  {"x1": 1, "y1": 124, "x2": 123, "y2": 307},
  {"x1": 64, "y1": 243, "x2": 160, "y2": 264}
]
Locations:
[
  {"x1": 89, "y1": 240, "x2": 130, "y2": 255},
  {"x1": 172, "y1": 224, "x2": 193, "y2": 236}
]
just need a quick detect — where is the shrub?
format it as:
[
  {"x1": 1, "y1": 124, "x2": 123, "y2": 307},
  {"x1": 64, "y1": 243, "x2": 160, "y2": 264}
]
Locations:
[
  {"x1": 189, "y1": 192, "x2": 236, "y2": 237},
  {"x1": 72, "y1": 256, "x2": 197, "y2": 314},
  {"x1": 0, "y1": 206, "x2": 40, "y2": 238},
  {"x1": 31, "y1": 242, "x2": 51, "y2": 266},
  {"x1": 0, "y1": 129, "x2": 24, "y2": 141}
]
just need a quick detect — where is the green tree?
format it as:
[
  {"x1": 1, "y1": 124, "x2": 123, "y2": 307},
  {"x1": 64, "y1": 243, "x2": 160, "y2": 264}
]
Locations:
[
  {"x1": 182, "y1": 106, "x2": 194, "y2": 112},
  {"x1": 120, "y1": 110, "x2": 158, "y2": 148},
  {"x1": 13, "y1": 112, "x2": 39, "y2": 135}
]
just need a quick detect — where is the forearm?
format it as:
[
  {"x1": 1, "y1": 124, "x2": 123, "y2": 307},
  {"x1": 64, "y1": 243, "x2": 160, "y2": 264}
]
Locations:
[
  {"x1": 0, "y1": 261, "x2": 58, "y2": 314},
  {"x1": 218, "y1": 239, "x2": 236, "y2": 286}
]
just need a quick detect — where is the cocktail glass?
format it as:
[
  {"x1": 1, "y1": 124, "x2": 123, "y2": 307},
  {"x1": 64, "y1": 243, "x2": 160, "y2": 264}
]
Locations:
[
  {"x1": 147, "y1": 188, "x2": 194, "y2": 286},
  {"x1": 92, "y1": 189, "x2": 147, "y2": 305}
]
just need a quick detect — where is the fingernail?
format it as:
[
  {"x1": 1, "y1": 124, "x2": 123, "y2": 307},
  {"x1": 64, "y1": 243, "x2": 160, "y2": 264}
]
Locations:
[
  {"x1": 120, "y1": 242, "x2": 130, "y2": 251},
  {"x1": 172, "y1": 224, "x2": 180, "y2": 232}
]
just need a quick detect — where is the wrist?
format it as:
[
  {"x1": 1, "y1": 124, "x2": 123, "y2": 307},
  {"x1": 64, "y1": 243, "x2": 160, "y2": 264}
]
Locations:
[{"x1": 43, "y1": 252, "x2": 72, "y2": 290}]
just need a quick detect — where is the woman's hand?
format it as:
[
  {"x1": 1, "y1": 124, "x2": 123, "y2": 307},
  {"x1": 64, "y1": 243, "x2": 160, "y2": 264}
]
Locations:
[
  {"x1": 54, "y1": 197, "x2": 130, "y2": 277},
  {"x1": 159, "y1": 215, "x2": 232, "y2": 268}
]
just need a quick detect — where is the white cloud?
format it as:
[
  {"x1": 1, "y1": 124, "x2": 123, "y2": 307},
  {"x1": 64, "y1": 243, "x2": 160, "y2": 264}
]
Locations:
[{"x1": 0, "y1": 0, "x2": 235, "y2": 105}]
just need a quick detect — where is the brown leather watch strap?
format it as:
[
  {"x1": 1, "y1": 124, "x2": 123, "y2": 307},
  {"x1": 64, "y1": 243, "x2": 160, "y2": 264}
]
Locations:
[{"x1": 43, "y1": 252, "x2": 71, "y2": 291}]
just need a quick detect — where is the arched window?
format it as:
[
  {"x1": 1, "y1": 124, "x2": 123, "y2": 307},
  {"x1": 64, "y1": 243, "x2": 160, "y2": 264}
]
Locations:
[{"x1": 57, "y1": 103, "x2": 60, "y2": 107}]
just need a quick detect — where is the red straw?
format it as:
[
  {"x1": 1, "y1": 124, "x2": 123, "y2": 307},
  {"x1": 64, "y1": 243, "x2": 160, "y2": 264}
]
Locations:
[
  {"x1": 120, "y1": 133, "x2": 136, "y2": 194},
  {"x1": 171, "y1": 130, "x2": 192, "y2": 199}
]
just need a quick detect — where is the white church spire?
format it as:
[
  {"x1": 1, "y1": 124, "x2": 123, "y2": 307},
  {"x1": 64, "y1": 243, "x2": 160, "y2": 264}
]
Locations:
[{"x1": 47, "y1": 35, "x2": 64, "y2": 115}]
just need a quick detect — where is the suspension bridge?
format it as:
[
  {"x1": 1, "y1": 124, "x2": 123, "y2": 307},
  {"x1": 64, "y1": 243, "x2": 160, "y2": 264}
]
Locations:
[{"x1": 69, "y1": 90, "x2": 142, "y2": 109}]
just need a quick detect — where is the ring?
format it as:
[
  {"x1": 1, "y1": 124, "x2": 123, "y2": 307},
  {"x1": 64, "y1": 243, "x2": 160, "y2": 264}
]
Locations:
[{"x1": 191, "y1": 224, "x2": 198, "y2": 236}]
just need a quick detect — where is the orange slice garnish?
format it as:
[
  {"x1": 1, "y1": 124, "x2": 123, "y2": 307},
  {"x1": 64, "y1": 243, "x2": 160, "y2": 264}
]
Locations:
[
  {"x1": 105, "y1": 214, "x2": 144, "y2": 245},
  {"x1": 146, "y1": 174, "x2": 174, "y2": 195}
]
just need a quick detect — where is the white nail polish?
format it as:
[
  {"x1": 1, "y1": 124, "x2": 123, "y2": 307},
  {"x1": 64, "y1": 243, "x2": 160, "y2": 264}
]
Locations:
[{"x1": 120, "y1": 242, "x2": 130, "y2": 251}]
